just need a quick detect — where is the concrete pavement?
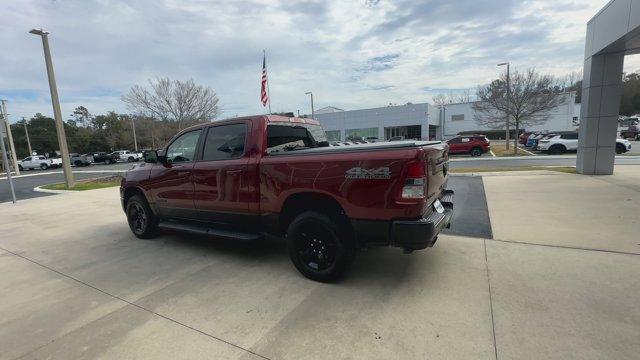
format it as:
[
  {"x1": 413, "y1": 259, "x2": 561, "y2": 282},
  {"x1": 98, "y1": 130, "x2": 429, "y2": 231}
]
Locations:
[{"x1": 1, "y1": 167, "x2": 639, "y2": 359}]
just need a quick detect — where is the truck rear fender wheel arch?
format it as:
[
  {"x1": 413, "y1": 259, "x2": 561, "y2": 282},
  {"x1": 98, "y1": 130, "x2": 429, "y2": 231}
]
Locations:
[{"x1": 280, "y1": 192, "x2": 353, "y2": 240}]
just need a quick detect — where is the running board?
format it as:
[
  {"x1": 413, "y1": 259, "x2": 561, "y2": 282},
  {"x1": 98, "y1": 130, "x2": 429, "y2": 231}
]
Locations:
[{"x1": 158, "y1": 221, "x2": 261, "y2": 241}]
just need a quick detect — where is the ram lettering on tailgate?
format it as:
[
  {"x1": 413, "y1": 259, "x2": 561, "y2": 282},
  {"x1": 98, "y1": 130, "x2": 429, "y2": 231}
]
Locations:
[{"x1": 345, "y1": 167, "x2": 391, "y2": 179}]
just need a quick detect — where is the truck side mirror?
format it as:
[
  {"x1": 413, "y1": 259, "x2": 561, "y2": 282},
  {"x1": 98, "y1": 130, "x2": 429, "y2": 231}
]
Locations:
[{"x1": 144, "y1": 150, "x2": 158, "y2": 163}]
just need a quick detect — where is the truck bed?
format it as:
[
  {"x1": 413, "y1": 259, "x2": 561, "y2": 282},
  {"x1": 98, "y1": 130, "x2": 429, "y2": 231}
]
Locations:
[{"x1": 269, "y1": 140, "x2": 443, "y2": 156}]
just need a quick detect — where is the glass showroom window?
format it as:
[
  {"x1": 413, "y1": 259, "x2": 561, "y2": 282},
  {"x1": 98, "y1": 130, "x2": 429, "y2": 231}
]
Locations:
[
  {"x1": 325, "y1": 130, "x2": 341, "y2": 141},
  {"x1": 346, "y1": 128, "x2": 378, "y2": 140}
]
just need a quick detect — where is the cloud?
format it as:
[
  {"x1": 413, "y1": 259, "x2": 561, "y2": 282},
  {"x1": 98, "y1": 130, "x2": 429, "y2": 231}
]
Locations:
[{"x1": 0, "y1": 0, "x2": 612, "y2": 122}]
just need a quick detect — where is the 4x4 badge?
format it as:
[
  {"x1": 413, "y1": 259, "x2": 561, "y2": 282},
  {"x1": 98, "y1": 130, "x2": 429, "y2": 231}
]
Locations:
[{"x1": 345, "y1": 167, "x2": 391, "y2": 179}]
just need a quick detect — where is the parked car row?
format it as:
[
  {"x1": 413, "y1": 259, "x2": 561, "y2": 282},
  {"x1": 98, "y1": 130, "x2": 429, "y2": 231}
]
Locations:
[
  {"x1": 520, "y1": 131, "x2": 631, "y2": 154},
  {"x1": 17, "y1": 150, "x2": 144, "y2": 171}
]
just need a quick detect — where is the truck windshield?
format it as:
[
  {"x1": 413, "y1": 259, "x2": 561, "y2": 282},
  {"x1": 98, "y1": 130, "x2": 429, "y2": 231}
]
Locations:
[{"x1": 267, "y1": 123, "x2": 328, "y2": 153}]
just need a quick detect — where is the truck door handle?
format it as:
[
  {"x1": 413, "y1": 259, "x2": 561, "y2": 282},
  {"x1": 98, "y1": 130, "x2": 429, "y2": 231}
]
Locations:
[{"x1": 227, "y1": 169, "x2": 242, "y2": 175}]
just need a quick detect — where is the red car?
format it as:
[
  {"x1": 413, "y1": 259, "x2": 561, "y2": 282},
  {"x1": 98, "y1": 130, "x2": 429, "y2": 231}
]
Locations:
[
  {"x1": 120, "y1": 115, "x2": 454, "y2": 282},
  {"x1": 446, "y1": 135, "x2": 490, "y2": 156},
  {"x1": 519, "y1": 132, "x2": 533, "y2": 145}
]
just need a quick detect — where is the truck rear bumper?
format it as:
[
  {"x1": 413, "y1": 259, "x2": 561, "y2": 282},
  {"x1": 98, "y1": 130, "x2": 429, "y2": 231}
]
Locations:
[
  {"x1": 351, "y1": 190, "x2": 454, "y2": 251},
  {"x1": 390, "y1": 203, "x2": 452, "y2": 251}
]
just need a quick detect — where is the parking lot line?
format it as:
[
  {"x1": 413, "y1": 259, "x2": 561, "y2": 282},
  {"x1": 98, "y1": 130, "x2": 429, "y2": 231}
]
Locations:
[{"x1": 516, "y1": 146, "x2": 535, "y2": 155}]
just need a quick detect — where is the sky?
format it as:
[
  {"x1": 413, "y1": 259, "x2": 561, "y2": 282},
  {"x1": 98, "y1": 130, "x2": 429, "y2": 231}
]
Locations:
[{"x1": 1, "y1": 0, "x2": 639, "y2": 122}]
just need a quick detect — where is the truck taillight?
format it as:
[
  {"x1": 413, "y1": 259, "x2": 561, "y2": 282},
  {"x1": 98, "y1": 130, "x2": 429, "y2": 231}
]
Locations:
[{"x1": 401, "y1": 161, "x2": 426, "y2": 199}]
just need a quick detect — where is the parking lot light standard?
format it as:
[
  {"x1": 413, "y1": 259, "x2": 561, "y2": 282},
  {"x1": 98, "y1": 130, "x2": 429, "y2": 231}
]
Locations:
[
  {"x1": 305, "y1": 92, "x2": 315, "y2": 120},
  {"x1": 0, "y1": 107, "x2": 17, "y2": 203},
  {"x1": 498, "y1": 62, "x2": 511, "y2": 152},
  {"x1": 29, "y1": 28, "x2": 75, "y2": 188},
  {"x1": 0, "y1": 100, "x2": 20, "y2": 175}
]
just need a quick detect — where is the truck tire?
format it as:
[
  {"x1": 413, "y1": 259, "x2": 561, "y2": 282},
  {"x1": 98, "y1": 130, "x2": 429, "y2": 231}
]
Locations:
[
  {"x1": 18, "y1": 164, "x2": 24, "y2": 171},
  {"x1": 40, "y1": 163, "x2": 49, "y2": 170},
  {"x1": 470, "y1": 147, "x2": 482, "y2": 157},
  {"x1": 286, "y1": 211, "x2": 355, "y2": 282},
  {"x1": 128, "y1": 156, "x2": 135, "y2": 162},
  {"x1": 616, "y1": 143, "x2": 626, "y2": 154},
  {"x1": 126, "y1": 195, "x2": 159, "y2": 239}
]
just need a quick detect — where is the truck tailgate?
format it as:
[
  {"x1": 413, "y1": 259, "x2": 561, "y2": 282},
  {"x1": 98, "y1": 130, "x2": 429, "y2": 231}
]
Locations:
[{"x1": 423, "y1": 142, "x2": 449, "y2": 204}]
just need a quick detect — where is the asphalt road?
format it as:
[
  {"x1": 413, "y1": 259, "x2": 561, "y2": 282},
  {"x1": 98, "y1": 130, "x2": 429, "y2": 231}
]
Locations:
[
  {"x1": 443, "y1": 176, "x2": 492, "y2": 239},
  {"x1": 0, "y1": 162, "x2": 130, "y2": 203}
]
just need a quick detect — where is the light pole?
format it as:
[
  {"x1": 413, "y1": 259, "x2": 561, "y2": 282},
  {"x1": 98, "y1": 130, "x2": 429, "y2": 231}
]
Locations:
[
  {"x1": 131, "y1": 116, "x2": 138, "y2": 151},
  {"x1": 23, "y1": 117, "x2": 33, "y2": 155},
  {"x1": 30, "y1": 28, "x2": 75, "y2": 187},
  {"x1": 498, "y1": 62, "x2": 510, "y2": 152},
  {"x1": 0, "y1": 101, "x2": 20, "y2": 175},
  {"x1": 305, "y1": 92, "x2": 314, "y2": 119},
  {"x1": 0, "y1": 107, "x2": 17, "y2": 203}
]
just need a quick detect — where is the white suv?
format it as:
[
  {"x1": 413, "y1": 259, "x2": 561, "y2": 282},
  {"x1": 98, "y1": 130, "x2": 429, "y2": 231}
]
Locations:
[{"x1": 537, "y1": 132, "x2": 631, "y2": 154}]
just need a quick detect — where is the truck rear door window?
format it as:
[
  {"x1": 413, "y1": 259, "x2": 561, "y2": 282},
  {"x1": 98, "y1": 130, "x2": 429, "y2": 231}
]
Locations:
[
  {"x1": 202, "y1": 123, "x2": 247, "y2": 161},
  {"x1": 267, "y1": 123, "x2": 326, "y2": 153}
]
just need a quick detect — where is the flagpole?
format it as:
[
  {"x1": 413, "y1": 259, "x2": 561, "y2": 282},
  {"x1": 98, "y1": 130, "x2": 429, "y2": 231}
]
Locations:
[{"x1": 264, "y1": 49, "x2": 272, "y2": 114}]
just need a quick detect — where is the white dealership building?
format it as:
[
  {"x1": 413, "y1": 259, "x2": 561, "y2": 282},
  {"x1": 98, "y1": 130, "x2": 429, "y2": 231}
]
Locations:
[{"x1": 314, "y1": 93, "x2": 578, "y2": 141}]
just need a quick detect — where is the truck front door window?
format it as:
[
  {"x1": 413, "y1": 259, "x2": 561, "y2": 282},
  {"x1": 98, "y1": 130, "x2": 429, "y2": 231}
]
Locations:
[{"x1": 166, "y1": 130, "x2": 202, "y2": 163}]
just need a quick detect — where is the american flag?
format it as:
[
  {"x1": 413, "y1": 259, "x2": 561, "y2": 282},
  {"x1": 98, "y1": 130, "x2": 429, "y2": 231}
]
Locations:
[{"x1": 260, "y1": 53, "x2": 269, "y2": 107}]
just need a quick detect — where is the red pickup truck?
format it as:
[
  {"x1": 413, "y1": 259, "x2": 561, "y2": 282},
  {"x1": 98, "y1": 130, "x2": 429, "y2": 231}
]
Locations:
[{"x1": 120, "y1": 115, "x2": 453, "y2": 281}]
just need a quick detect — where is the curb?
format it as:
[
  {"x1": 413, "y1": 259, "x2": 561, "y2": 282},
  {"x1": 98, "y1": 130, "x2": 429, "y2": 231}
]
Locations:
[
  {"x1": 451, "y1": 171, "x2": 571, "y2": 177},
  {"x1": 33, "y1": 185, "x2": 74, "y2": 194}
]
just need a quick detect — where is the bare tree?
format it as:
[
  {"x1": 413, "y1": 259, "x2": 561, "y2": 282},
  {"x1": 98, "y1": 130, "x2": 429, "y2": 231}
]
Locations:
[
  {"x1": 122, "y1": 78, "x2": 220, "y2": 129},
  {"x1": 432, "y1": 93, "x2": 447, "y2": 106},
  {"x1": 455, "y1": 89, "x2": 472, "y2": 103},
  {"x1": 432, "y1": 90, "x2": 472, "y2": 106},
  {"x1": 473, "y1": 68, "x2": 563, "y2": 153}
]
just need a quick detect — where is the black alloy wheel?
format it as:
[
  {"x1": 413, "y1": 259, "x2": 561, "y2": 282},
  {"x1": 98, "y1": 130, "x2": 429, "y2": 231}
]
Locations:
[
  {"x1": 128, "y1": 202, "x2": 147, "y2": 235},
  {"x1": 287, "y1": 211, "x2": 355, "y2": 282},
  {"x1": 126, "y1": 195, "x2": 158, "y2": 239},
  {"x1": 296, "y1": 222, "x2": 338, "y2": 272}
]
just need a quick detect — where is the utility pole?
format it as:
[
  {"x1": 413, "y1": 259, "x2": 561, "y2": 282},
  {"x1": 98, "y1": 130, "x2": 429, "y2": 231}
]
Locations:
[
  {"x1": 131, "y1": 117, "x2": 138, "y2": 151},
  {"x1": 1, "y1": 101, "x2": 20, "y2": 175},
  {"x1": 0, "y1": 107, "x2": 17, "y2": 203},
  {"x1": 305, "y1": 92, "x2": 315, "y2": 120},
  {"x1": 498, "y1": 62, "x2": 510, "y2": 151},
  {"x1": 30, "y1": 28, "x2": 74, "y2": 187},
  {"x1": 23, "y1": 117, "x2": 33, "y2": 155}
]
